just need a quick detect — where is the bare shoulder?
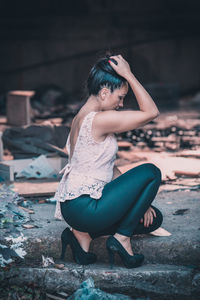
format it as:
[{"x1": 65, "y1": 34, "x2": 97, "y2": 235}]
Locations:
[{"x1": 94, "y1": 109, "x2": 159, "y2": 135}]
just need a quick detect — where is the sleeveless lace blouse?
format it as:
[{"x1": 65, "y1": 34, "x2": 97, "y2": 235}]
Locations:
[{"x1": 54, "y1": 111, "x2": 118, "y2": 220}]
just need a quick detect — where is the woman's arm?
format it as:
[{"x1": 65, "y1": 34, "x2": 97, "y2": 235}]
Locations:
[
  {"x1": 110, "y1": 54, "x2": 159, "y2": 116},
  {"x1": 112, "y1": 165, "x2": 122, "y2": 180},
  {"x1": 94, "y1": 55, "x2": 160, "y2": 135},
  {"x1": 125, "y1": 72, "x2": 159, "y2": 116}
]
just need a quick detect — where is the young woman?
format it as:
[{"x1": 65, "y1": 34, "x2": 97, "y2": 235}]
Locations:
[{"x1": 54, "y1": 54, "x2": 163, "y2": 268}]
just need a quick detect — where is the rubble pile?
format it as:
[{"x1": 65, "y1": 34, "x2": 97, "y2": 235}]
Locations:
[
  {"x1": 2, "y1": 125, "x2": 69, "y2": 159},
  {"x1": 0, "y1": 184, "x2": 36, "y2": 267},
  {"x1": 121, "y1": 123, "x2": 200, "y2": 152},
  {"x1": 115, "y1": 112, "x2": 200, "y2": 192}
]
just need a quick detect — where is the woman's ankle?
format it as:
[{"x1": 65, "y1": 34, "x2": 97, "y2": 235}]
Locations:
[
  {"x1": 113, "y1": 233, "x2": 133, "y2": 256},
  {"x1": 114, "y1": 233, "x2": 130, "y2": 242},
  {"x1": 72, "y1": 229, "x2": 92, "y2": 240},
  {"x1": 72, "y1": 229, "x2": 92, "y2": 252}
]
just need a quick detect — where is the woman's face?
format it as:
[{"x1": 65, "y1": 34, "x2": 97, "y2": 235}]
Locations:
[{"x1": 103, "y1": 82, "x2": 128, "y2": 111}]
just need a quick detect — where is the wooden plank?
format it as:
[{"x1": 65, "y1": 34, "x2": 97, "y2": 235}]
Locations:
[
  {"x1": 151, "y1": 136, "x2": 177, "y2": 142},
  {"x1": 12, "y1": 180, "x2": 59, "y2": 197},
  {"x1": 175, "y1": 149, "x2": 200, "y2": 158},
  {"x1": 174, "y1": 170, "x2": 200, "y2": 177}
]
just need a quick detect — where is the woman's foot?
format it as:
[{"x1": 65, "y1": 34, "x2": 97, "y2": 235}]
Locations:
[
  {"x1": 72, "y1": 228, "x2": 92, "y2": 252},
  {"x1": 113, "y1": 233, "x2": 134, "y2": 256},
  {"x1": 106, "y1": 235, "x2": 144, "y2": 268},
  {"x1": 61, "y1": 228, "x2": 97, "y2": 265}
]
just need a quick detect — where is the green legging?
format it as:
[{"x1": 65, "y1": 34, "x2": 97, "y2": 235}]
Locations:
[{"x1": 61, "y1": 163, "x2": 163, "y2": 239}]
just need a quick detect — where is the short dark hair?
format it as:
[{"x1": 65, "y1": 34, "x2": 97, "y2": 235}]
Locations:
[{"x1": 87, "y1": 54, "x2": 127, "y2": 96}]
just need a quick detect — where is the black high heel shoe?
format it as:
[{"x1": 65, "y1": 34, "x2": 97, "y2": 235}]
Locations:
[
  {"x1": 60, "y1": 227, "x2": 97, "y2": 265},
  {"x1": 106, "y1": 235, "x2": 144, "y2": 269}
]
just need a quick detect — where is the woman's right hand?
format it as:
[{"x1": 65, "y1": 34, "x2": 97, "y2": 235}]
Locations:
[
  {"x1": 140, "y1": 206, "x2": 157, "y2": 227},
  {"x1": 109, "y1": 55, "x2": 132, "y2": 79}
]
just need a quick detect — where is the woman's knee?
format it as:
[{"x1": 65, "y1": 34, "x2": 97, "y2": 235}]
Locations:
[{"x1": 142, "y1": 163, "x2": 162, "y2": 183}]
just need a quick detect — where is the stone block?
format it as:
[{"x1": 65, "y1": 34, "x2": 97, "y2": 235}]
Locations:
[{"x1": 6, "y1": 90, "x2": 35, "y2": 126}]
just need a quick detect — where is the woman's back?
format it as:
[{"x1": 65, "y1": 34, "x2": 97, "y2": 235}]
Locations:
[
  {"x1": 68, "y1": 110, "x2": 113, "y2": 162},
  {"x1": 65, "y1": 111, "x2": 118, "y2": 180},
  {"x1": 54, "y1": 111, "x2": 118, "y2": 220}
]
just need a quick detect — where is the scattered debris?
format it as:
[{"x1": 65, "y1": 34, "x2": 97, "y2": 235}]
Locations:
[
  {"x1": 2, "y1": 124, "x2": 69, "y2": 159},
  {"x1": 0, "y1": 284, "x2": 47, "y2": 299},
  {"x1": 174, "y1": 170, "x2": 200, "y2": 177},
  {"x1": 0, "y1": 244, "x2": 15, "y2": 267},
  {"x1": 18, "y1": 205, "x2": 34, "y2": 214},
  {"x1": 159, "y1": 184, "x2": 200, "y2": 192},
  {"x1": 176, "y1": 149, "x2": 200, "y2": 158},
  {"x1": 42, "y1": 255, "x2": 55, "y2": 267},
  {"x1": 16, "y1": 155, "x2": 57, "y2": 179},
  {"x1": 116, "y1": 150, "x2": 200, "y2": 192},
  {"x1": 30, "y1": 84, "x2": 70, "y2": 119},
  {"x1": 41, "y1": 256, "x2": 64, "y2": 269},
  {"x1": 0, "y1": 155, "x2": 67, "y2": 182},
  {"x1": 45, "y1": 197, "x2": 57, "y2": 204},
  {"x1": 117, "y1": 141, "x2": 132, "y2": 150},
  {"x1": 1, "y1": 109, "x2": 200, "y2": 194},
  {"x1": 150, "y1": 227, "x2": 171, "y2": 236},
  {"x1": 0, "y1": 184, "x2": 32, "y2": 229},
  {"x1": 0, "y1": 233, "x2": 27, "y2": 267},
  {"x1": 0, "y1": 184, "x2": 35, "y2": 267},
  {"x1": 173, "y1": 209, "x2": 190, "y2": 215},
  {"x1": 46, "y1": 292, "x2": 68, "y2": 300},
  {"x1": 67, "y1": 277, "x2": 133, "y2": 300},
  {"x1": 22, "y1": 224, "x2": 35, "y2": 229},
  {"x1": 121, "y1": 121, "x2": 200, "y2": 152},
  {"x1": 54, "y1": 263, "x2": 65, "y2": 270},
  {"x1": 55, "y1": 291, "x2": 69, "y2": 298},
  {"x1": 38, "y1": 199, "x2": 46, "y2": 204}
]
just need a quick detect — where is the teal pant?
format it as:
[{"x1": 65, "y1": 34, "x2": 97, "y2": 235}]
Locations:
[{"x1": 61, "y1": 163, "x2": 162, "y2": 239}]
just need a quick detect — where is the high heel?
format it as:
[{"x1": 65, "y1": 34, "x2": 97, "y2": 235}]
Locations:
[
  {"x1": 60, "y1": 227, "x2": 71, "y2": 259},
  {"x1": 60, "y1": 227, "x2": 97, "y2": 265},
  {"x1": 107, "y1": 247, "x2": 115, "y2": 269},
  {"x1": 106, "y1": 236, "x2": 144, "y2": 269},
  {"x1": 70, "y1": 229, "x2": 97, "y2": 265}
]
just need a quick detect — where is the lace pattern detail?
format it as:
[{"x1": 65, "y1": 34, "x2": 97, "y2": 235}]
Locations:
[
  {"x1": 54, "y1": 176, "x2": 106, "y2": 220},
  {"x1": 54, "y1": 111, "x2": 118, "y2": 220}
]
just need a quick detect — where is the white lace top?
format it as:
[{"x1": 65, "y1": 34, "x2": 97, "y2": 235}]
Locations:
[{"x1": 54, "y1": 111, "x2": 118, "y2": 220}]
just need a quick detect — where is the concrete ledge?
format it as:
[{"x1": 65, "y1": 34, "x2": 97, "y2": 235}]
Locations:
[
  {"x1": 21, "y1": 234, "x2": 200, "y2": 267},
  {"x1": 1, "y1": 191, "x2": 200, "y2": 266},
  {"x1": 1, "y1": 264, "x2": 199, "y2": 299}
]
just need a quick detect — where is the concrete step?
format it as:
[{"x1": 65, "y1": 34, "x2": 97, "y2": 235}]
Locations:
[
  {"x1": 21, "y1": 227, "x2": 199, "y2": 267},
  {"x1": 1, "y1": 190, "x2": 199, "y2": 267},
  {"x1": 1, "y1": 191, "x2": 200, "y2": 267},
  {"x1": 1, "y1": 190, "x2": 200, "y2": 299},
  {"x1": 0, "y1": 263, "x2": 199, "y2": 299}
]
